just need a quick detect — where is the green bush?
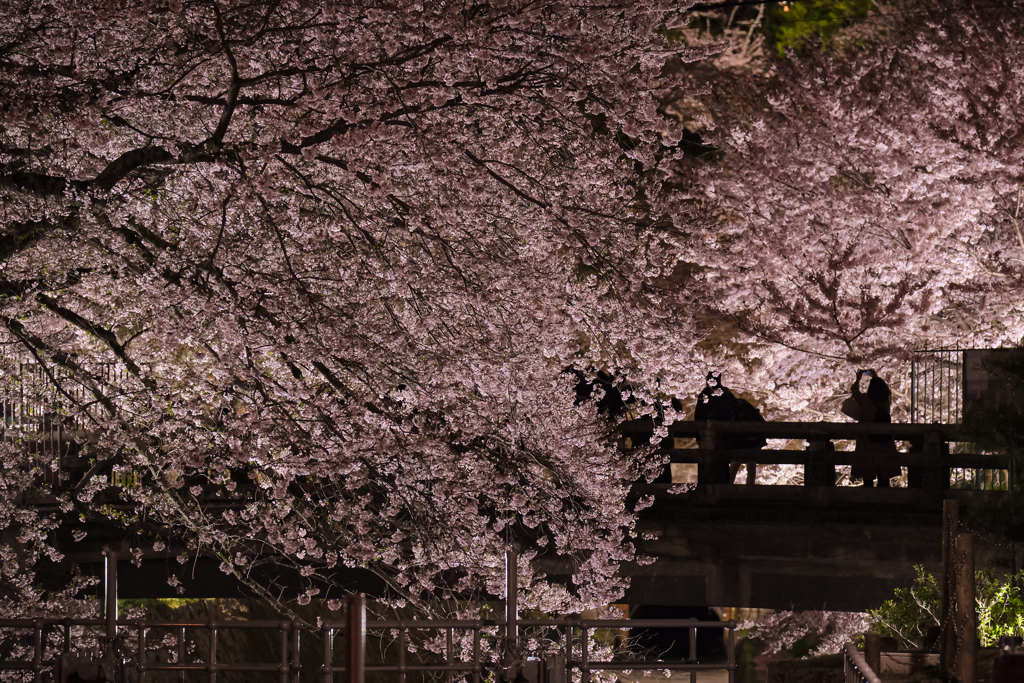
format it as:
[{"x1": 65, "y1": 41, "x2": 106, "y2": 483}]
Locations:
[
  {"x1": 765, "y1": 0, "x2": 875, "y2": 55},
  {"x1": 870, "y1": 565, "x2": 1024, "y2": 648},
  {"x1": 870, "y1": 565, "x2": 940, "y2": 649}
]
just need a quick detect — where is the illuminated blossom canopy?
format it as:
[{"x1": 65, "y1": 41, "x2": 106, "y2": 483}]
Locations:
[
  {"x1": 672, "y1": 6, "x2": 1024, "y2": 416},
  {"x1": 5, "y1": 0, "x2": 1023, "y2": 622},
  {"x1": 0, "y1": 0, "x2": 722, "y2": 616}
]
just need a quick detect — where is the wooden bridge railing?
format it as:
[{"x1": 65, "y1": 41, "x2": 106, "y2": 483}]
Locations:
[{"x1": 620, "y1": 419, "x2": 1010, "y2": 493}]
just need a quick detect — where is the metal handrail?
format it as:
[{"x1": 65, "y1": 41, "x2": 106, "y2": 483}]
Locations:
[
  {"x1": 0, "y1": 611, "x2": 738, "y2": 683},
  {"x1": 844, "y1": 642, "x2": 883, "y2": 683}
]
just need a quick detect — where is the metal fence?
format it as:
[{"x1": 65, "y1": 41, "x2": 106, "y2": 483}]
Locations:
[
  {"x1": 0, "y1": 359, "x2": 122, "y2": 466},
  {"x1": 0, "y1": 553, "x2": 737, "y2": 683},
  {"x1": 0, "y1": 613, "x2": 737, "y2": 683},
  {"x1": 910, "y1": 349, "x2": 962, "y2": 425},
  {"x1": 910, "y1": 347, "x2": 1024, "y2": 489}
]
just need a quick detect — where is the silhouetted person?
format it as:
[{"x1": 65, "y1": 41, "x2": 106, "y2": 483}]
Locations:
[
  {"x1": 695, "y1": 372, "x2": 766, "y2": 483},
  {"x1": 849, "y1": 369, "x2": 900, "y2": 487}
]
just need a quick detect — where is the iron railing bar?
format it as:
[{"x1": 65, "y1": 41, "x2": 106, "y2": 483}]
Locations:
[
  {"x1": 142, "y1": 664, "x2": 286, "y2": 672},
  {"x1": 727, "y1": 620, "x2": 736, "y2": 683},
  {"x1": 279, "y1": 622, "x2": 289, "y2": 683},
  {"x1": 31, "y1": 620, "x2": 41, "y2": 683},
  {"x1": 364, "y1": 664, "x2": 498, "y2": 672},
  {"x1": 177, "y1": 625, "x2": 186, "y2": 683},
  {"x1": 359, "y1": 662, "x2": 737, "y2": 672},
  {"x1": 209, "y1": 621, "x2": 218, "y2": 683},
  {"x1": 398, "y1": 625, "x2": 407, "y2": 683},
  {"x1": 522, "y1": 619, "x2": 732, "y2": 628},
  {"x1": 445, "y1": 627, "x2": 453, "y2": 683},
  {"x1": 370, "y1": 620, "x2": 497, "y2": 628},
  {"x1": 323, "y1": 624, "x2": 333, "y2": 683},
  {"x1": 581, "y1": 623, "x2": 589, "y2": 683},
  {"x1": 472, "y1": 624, "x2": 481, "y2": 683},
  {"x1": 564, "y1": 663, "x2": 735, "y2": 671},
  {"x1": 294, "y1": 620, "x2": 302, "y2": 683},
  {"x1": 688, "y1": 623, "x2": 697, "y2": 683},
  {"x1": 136, "y1": 619, "x2": 147, "y2": 683}
]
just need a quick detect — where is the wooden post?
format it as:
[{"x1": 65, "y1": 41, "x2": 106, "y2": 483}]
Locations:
[
  {"x1": 864, "y1": 632, "x2": 881, "y2": 675},
  {"x1": 696, "y1": 422, "x2": 717, "y2": 488},
  {"x1": 954, "y1": 532, "x2": 976, "y2": 683},
  {"x1": 805, "y1": 439, "x2": 835, "y2": 487},
  {"x1": 940, "y1": 499, "x2": 958, "y2": 672},
  {"x1": 921, "y1": 430, "x2": 947, "y2": 496}
]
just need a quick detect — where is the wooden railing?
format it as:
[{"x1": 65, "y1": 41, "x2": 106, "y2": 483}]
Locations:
[{"x1": 620, "y1": 420, "x2": 1009, "y2": 494}]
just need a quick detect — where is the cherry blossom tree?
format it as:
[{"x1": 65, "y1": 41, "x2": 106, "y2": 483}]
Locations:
[
  {"x1": 0, "y1": 0, "x2": 725, "y2": 619},
  {"x1": 671, "y1": 4, "x2": 1024, "y2": 416}
]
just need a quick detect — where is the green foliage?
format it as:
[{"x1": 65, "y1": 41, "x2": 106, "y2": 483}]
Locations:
[
  {"x1": 976, "y1": 570, "x2": 1024, "y2": 647},
  {"x1": 870, "y1": 565, "x2": 1024, "y2": 649},
  {"x1": 764, "y1": 0, "x2": 875, "y2": 55},
  {"x1": 870, "y1": 565, "x2": 940, "y2": 649}
]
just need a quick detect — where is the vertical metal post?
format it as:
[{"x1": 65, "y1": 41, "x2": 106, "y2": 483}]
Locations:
[
  {"x1": 506, "y1": 549, "x2": 518, "y2": 651},
  {"x1": 177, "y1": 626, "x2": 186, "y2": 683},
  {"x1": 941, "y1": 351, "x2": 947, "y2": 423},
  {"x1": 291, "y1": 622, "x2": 301, "y2": 683},
  {"x1": 580, "y1": 625, "x2": 589, "y2": 683},
  {"x1": 323, "y1": 624, "x2": 334, "y2": 683},
  {"x1": 137, "y1": 620, "x2": 148, "y2": 683},
  {"x1": 347, "y1": 594, "x2": 365, "y2": 683},
  {"x1": 103, "y1": 550, "x2": 117, "y2": 639},
  {"x1": 32, "y1": 621, "x2": 42, "y2": 683},
  {"x1": 950, "y1": 350, "x2": 958, "y2": 423},
  {"x1": 445, "y1": 627, "x2": 453, "y2": 683},
  {"x1": 727, "y1": 622, "x2": 736, "y2": 683},
  {"x1": 925, "y1": 359, "x2": 930, "y2": 423},
  {"x1": 472, "y1": 624, "x2": 481, "y2": 683},
  {"x1": 280, "y1": 623, "x2": 289, "y2": 683},
  {"x1": 688, "y1": 623, "x2": 697, "y2": 683},
  {"x1": 563, "y1": 624, "x2": 572, "y2": 683},
  {"x1": 398, "y1": 626, "x2": 407, "y2": 683},
  {"x1": 913, "y1": 360, "x2": 921, "y2": 423},
  {"x1": 209, "y1": 622, "x2": 218, "y2": 683}
]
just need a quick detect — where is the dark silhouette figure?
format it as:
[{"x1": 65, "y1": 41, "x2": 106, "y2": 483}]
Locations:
[
  {"x1": 849, "y1": 369, "x2": 900, "y2": 487},
  {"x1": 694, "y1": 372, "x2": 766, "y2": 483}
]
